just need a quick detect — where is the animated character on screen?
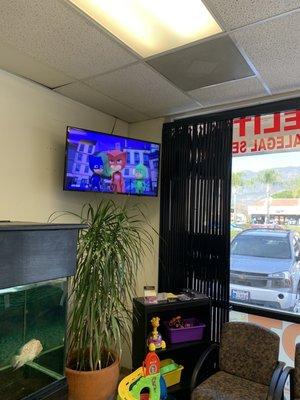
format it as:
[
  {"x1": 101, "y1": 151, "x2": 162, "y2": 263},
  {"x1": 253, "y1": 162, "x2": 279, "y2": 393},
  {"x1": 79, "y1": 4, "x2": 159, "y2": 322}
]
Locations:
[
  {"x1": 89, "y1": 153, "x2": 104, "y2": 191},
  {"x1": 134, "y1": 163, "x2": 147, "y2": 194},
  {"x1": 107, "y1": 150, "x2": 127, "y2": 193}
]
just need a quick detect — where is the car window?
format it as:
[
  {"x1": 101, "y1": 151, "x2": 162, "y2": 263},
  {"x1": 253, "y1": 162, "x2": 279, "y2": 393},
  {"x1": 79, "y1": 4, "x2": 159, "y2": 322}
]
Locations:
[
  {"x1": 231, "y1": 235, "x2": 291, "y2": 259},
  {"x1": 294, "y1": 236, "x2": 300, "y2": 257}
]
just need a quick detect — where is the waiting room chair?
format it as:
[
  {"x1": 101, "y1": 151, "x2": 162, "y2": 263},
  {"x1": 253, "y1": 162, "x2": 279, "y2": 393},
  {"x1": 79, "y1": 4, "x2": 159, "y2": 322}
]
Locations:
[
  {"x1": 274, "y1": 342, "x2": 300, "y2": 400},
  {"x1": 191, "y1": 321, "x2": 284, "y2": 400}
]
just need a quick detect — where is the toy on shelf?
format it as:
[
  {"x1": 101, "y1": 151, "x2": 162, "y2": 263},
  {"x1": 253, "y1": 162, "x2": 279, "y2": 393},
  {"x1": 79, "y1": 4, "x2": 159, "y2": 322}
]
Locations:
[
  {"x1": 164, "y1": 317, "x2": 206, "y2": 344},
  {"x1": 160, "y1": 359, "x2": 184, "y2": 388},
  {"x1": 168, "y1": 316, "x2": 192, "y2": 329},
  {"x1": 117, "y1": 351, "x2": 167, "y2": 400},
  {"x1": 147, "y1": 317, "x2": 166, "y2": 352}
]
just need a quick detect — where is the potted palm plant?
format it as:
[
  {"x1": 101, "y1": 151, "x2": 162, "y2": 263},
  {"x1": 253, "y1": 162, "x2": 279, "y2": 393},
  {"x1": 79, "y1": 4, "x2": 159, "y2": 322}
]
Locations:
[{"x1": 52, "y1": 201, "x2": 153, "y2": 400}]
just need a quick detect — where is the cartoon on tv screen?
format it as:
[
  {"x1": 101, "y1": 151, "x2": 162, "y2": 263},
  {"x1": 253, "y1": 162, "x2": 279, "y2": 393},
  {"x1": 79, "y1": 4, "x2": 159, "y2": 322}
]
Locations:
[{"x1": 64, "y1": 127, "x2": 160, "y2": 196}]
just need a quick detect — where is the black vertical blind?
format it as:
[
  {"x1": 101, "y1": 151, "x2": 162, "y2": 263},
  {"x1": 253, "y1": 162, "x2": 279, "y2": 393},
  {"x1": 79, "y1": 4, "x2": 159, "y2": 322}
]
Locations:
[{"x1": 159, "y1": 118, "x2": 233, "y2": 342}]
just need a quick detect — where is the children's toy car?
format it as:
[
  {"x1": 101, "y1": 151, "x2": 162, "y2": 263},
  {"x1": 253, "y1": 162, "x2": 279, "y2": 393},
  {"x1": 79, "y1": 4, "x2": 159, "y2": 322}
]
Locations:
[{"x1": 147, "y1": 317, "x2": 166, "y2": 351}]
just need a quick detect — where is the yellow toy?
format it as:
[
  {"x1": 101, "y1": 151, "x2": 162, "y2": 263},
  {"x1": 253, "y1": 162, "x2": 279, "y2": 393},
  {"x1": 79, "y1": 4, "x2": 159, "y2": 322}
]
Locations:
[
  {"x1": 117, "y1": 352, "x2": 162, "y2": 400},
  {"x1": 147, "y1": 317, "x2": 166, "y2": 352}
]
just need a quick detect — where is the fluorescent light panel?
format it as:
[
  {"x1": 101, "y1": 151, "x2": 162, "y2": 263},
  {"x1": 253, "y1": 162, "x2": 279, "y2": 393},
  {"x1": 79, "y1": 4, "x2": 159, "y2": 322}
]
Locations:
[{"x1": 68, "y1": 0, "x2": 222, "y2": 57}]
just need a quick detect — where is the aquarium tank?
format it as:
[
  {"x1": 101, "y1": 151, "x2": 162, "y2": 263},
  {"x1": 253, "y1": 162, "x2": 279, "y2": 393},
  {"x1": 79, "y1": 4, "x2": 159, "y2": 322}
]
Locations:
[{"x1": 0, "y1": 278, "x2": 67, "y2": 400}]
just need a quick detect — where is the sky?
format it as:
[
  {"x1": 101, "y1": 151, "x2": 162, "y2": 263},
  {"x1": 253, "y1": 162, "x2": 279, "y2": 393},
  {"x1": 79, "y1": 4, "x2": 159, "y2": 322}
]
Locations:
[{"x1": 232, "y1": 151, "x2": 300, "y2": 172}]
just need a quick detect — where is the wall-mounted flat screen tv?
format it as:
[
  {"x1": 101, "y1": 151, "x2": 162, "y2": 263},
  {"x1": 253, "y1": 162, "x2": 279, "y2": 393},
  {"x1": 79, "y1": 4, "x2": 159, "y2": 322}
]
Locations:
[{"x1": 64, "y1": 126, "x2": 160, "y2": 196}]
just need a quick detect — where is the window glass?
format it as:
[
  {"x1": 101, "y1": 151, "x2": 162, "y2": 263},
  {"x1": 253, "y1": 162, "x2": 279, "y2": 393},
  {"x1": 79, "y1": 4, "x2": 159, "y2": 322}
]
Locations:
[
  {"x1": 134, "y1": 152, "x2": 140, "y2": 163},
  {"x1": 231, "y1": 235, "x2": 291, "y2": 259},
  {"x1": 230, "y1": 109, "x2": 300, "y2": 316},
  {"x1": 144, "y1": 153, "x2": 150, "y2": 166}
]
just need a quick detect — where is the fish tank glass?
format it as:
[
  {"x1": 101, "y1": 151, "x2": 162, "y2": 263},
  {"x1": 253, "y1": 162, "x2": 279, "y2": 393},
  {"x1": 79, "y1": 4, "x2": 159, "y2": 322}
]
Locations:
[{"x1": 0, "y1": 278, "x2": 67, "y2": 400}]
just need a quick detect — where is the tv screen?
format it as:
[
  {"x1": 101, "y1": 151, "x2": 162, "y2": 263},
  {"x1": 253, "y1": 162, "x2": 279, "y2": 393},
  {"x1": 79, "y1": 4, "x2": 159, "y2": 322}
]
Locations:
[{"x1": 64, "y1": 126, "x2": 160, "y2": 196}]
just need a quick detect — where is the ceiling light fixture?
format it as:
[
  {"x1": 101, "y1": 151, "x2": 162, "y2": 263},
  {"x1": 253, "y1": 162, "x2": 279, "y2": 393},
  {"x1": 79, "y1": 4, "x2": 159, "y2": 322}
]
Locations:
[{"x1": 68, "y1": 0, "x2": 222, "y2": 57}]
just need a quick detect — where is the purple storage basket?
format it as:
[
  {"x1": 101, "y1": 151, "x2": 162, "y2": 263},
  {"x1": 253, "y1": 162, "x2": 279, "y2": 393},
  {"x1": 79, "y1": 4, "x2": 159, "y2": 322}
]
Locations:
[{"x1": 164, "y1": 318, "x2": 206, "y2": 344}]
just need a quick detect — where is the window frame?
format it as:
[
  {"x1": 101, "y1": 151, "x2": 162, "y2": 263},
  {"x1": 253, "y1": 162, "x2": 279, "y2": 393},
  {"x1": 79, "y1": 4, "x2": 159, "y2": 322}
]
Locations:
[{"x1": 176, "y1": 96, "x2": 300, "y2": 324}]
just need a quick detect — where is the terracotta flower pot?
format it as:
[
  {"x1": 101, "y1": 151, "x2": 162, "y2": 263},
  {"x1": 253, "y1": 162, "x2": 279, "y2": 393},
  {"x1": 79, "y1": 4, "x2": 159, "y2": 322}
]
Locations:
[{"x1": 65, "y1": 352, "x2": 120, "y2": 400}]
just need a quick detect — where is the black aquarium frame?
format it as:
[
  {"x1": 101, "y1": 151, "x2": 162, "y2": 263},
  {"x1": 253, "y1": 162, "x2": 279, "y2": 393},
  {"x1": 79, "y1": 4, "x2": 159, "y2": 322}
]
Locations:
[
  {"x1": 63, "y1": 126, "x2": 161, "y2": 198},
  {"x1": 0, "y1": 222, "x2": 84, "y2": 400}
]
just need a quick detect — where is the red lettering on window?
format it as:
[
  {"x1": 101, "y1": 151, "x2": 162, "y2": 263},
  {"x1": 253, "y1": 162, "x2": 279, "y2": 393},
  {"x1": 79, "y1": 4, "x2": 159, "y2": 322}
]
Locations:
[
  {"x1": 284, "y1": 110, "x2": 300, "y2": 131},
  {"x1": 234, "y1": 117, "x2": 252, "y2": 137},
  {"x1": 254, "y1": 115, "x2": 261, "y2": 135},
  {"x1": 264, "y1": 113, "x2": 280, "y2": 134}
]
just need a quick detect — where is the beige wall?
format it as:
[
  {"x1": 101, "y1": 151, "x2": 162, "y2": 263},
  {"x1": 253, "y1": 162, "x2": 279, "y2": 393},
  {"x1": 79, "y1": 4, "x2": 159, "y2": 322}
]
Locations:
[
  {"x1": 0, "y1": 69, "x2": 129, "y2": 221},
  {"x1": 0, "y1": 68, "x2": 164, "y2": 368},
  {"x1": 128, "y1": 118, "x2": 164, "y2": 296},
  {"x1": 120, "y1": 118, "x2": 164, "y2": 369}
]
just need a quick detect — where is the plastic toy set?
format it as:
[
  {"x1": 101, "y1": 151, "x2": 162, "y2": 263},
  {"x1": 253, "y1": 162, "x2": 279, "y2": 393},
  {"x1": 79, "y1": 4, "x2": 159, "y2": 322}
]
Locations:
[
  {"x1": 118, "y1": 315, "x2": 205, "y2": 399},
  {"x1": 117, "y1": 352, "x2": 167, "y2": 400}
]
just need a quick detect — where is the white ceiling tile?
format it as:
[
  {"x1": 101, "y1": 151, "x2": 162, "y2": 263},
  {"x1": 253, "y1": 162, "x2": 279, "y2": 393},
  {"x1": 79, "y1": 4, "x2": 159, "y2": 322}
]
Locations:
[
  {"x1": 0, "y1": 41, "x2": 72, "y2": 88},
  {"x1": 231, "y1": 11, "x2": 300, "y2": 93},
  {"x1": 0, "y1": 0, "x2": 137, "y2": 80},
  {"x1": 54, "y1": 81, "x2": 149, "y2": 122},
  {"x1": 206, "y1": 0, "x2": 300, "y2": 29},
  {"x1": 189, "y1": 77, "x2": 267, "y2": 107},
  {"x1": 86, "y1": 63, "x2": 200, "y2": 117}
]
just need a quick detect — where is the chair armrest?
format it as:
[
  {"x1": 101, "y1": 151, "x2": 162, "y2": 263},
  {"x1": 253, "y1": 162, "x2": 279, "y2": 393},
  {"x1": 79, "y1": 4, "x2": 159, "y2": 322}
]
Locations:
[
  {"x1": 190, "y1": 343, "x2": 220, "y2": 392},
  {"x1": 268, "y1": 362, "x2": 285, "y2": 400},
  {"x1": 273, "y1": 366, "x2": 294, "y2": 400}
]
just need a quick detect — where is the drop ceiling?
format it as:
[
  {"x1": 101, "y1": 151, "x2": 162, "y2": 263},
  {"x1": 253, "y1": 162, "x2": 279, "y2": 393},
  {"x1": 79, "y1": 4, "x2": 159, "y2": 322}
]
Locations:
[{"x1": 0, "y1": 0, "x2": 300, "y2": 122}]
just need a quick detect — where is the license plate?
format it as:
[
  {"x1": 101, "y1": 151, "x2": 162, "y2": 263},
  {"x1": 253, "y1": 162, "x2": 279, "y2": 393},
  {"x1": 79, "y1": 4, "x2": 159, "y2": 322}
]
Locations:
[{"x1": 231, "y1": 289, "x2": 250, "y2": 301}]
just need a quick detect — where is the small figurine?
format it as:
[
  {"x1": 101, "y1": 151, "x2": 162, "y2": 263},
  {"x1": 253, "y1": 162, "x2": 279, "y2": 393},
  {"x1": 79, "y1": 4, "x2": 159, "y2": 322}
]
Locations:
[
  {"x1": 134, "y1": 163, "x2": 147, "y2": 194},
  {"x1": 107, "y1": 150, "x2": 127, "y2": 193},
  {"x1": 89, "y1": 154, "x2": 104, "y2": 191},
  {"x1": 168, "y1": 316, "x2": 184, "y2": 329},
  {"x1": 147, "y1": 317, "x2": 166, "y2": 351}
]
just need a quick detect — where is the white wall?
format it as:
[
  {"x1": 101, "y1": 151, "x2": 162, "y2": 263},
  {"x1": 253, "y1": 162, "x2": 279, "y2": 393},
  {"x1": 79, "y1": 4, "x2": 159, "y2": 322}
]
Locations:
[
  {"x1": 0, "y1": 68, "x2": 165, "y2": 369},
  {"x1": 128, "y1": 118, "x2": 164, "y2": 295},
  {"x1": 0, "y1": 69, "x2": 129, "y2": 221}
]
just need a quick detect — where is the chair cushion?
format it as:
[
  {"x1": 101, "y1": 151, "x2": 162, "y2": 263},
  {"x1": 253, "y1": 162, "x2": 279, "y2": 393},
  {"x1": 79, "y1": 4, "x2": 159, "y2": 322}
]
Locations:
[
  {"x1": 295, "y1": 343, "x2": 300, "y2": 398},
  {"x1": 192, "y1": 371, "x2": 269, "y2": 400},
  {"x1": 219, "y1": 322, "x2": 279, "y2": 385}
]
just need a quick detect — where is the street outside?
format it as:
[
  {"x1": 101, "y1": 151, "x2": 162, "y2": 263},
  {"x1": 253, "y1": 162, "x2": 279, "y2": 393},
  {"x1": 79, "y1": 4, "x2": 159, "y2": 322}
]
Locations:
[{"x1": 230, "y1": 151, "x2": 300, "y2": 314}]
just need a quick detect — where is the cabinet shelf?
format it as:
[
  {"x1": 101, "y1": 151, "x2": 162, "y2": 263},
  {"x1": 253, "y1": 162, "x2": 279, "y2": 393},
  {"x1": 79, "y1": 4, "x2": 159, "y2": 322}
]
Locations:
[
  {"x1": 157, "y1": 339, "x2": 208, "y2": 354},
  {"x1": 132, "y1": 296, "x2": 212, "y2": 399}
]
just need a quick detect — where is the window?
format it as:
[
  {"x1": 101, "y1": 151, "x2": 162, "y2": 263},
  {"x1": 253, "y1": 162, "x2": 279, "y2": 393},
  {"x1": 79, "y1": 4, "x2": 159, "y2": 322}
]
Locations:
[
  {"x1": 77, "y1": 153, "x2": 83, "y2": 161},
  {"x1": 88, "y1": 145, "x2": 93, "y2": 154},
  {"x1": 84, "y1": 165, "x2": 89, "y2": 174},
  {"x1": 143, "y1": 153, "x2": 149, "y2": 166},
  {"x1": 153, "y1": 160, "x2": 158, "y2": 168},
  {"x1": 231, "y1": 235, "x2": 291, "y2": 259},
  {"x1": 78, "y1": 144, "x2": 84, "y2": 152},
  {"x1": 134, "y1": 152, "x2": 140, "y2": 163},
  {"x1": 75, "y1": 164, "x2": 81, "y2": 172},
  {"x1": 230, "y1": 109, "x2": 300, "y2": 317},
  {"x1": 127, "y1": 152, "x2": 131, "y2": 164},
  {"x1": 294, "y1": 234, "x2": 300, "y2": 257}
]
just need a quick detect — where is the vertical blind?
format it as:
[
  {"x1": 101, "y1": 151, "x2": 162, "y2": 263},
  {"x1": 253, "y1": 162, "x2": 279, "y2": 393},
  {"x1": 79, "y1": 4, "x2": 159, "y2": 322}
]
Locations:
[{"x1": 159, "y1": 118, "x2": 233, "y2": 342}]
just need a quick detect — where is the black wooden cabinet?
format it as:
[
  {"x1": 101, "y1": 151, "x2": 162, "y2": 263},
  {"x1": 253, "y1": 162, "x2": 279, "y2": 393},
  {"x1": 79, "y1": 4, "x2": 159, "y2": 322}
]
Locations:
[{"x1": 132, "y1": 296, "x2": 211, "y2": 399}]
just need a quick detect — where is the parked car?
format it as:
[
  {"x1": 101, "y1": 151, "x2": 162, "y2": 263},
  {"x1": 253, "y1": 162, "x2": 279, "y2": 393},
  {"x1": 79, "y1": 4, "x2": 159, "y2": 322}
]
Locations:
[
  {"x1": 230, "y1": 223, "x2": 243, "y2": 232},
  {"x1": 250, "y1": 223, "x2": 283, "y2": 230},
  {"x1": 230, "y1": 229, "x2": 300, "y2": 312}
]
